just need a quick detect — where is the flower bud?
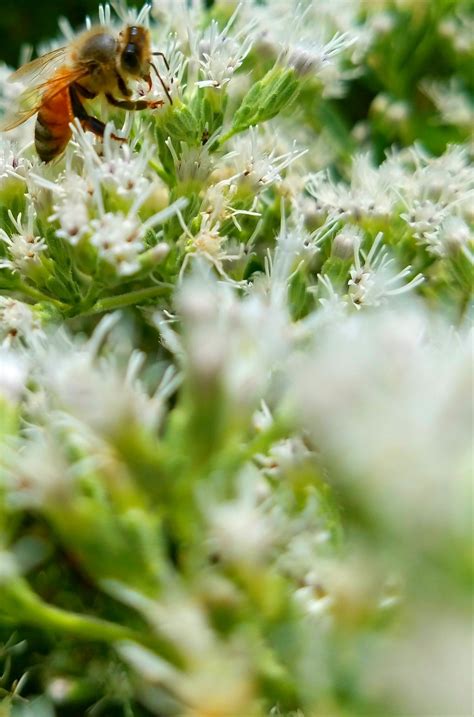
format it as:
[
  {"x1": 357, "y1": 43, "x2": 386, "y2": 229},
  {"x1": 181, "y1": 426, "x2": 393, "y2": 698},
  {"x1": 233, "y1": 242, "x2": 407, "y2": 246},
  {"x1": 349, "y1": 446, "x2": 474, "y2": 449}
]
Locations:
[{"x1": 331, "y1": 226, "x2": 361, "y2": 260}]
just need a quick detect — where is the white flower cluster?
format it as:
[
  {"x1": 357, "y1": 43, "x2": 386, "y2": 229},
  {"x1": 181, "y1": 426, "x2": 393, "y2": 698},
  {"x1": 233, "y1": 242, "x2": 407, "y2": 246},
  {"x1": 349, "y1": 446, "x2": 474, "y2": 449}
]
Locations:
[
  {"x1": 0, "y1": 207, "x2": 46, "y2": 273},
  {"x1": 0, "y1": 298, "x2": 42, "y2": 347},
  {"x1": 421, "y1": 78, "x2": 474, "y2": 129},
  {"x1": 307, "y1": 144, "x2": 474, "y2": 260},
  {"x1": 243, "y1": 0, "x2": 359, "y2": 97},
  {"x1": 1, "y1": 125, "x2": 185, "y2": 277},
  {"x1": 291, "y1": 304, "x2": 472, "y2": 540},
  {"x1": 194, "y1": 7, "x2": 255, "y2": 90},
  {"x1": 347, "y1": 231, "x2": 424, "y2": 309}
]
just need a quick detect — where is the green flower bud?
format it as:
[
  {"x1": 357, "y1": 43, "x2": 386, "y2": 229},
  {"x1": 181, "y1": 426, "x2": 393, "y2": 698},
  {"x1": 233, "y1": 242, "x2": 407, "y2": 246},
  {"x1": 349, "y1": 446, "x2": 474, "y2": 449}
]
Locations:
[{"x1": 223, "y1": 66, "x2": 299, "y2": 141}]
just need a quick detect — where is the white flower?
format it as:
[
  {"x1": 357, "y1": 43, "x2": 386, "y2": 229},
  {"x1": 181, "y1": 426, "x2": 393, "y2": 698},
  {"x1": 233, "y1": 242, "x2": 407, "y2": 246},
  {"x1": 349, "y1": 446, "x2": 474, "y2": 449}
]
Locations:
[
  {"x1": 50, "y1": 195, "x2": 90, "y2": 245},
  {"x1": 248, "y1": 0, "x2": 358, "y2": 97},
  {"x1": 5, "y1": 430, "x2": 76, "y2": 509},
  {"x1": 397, "y1": 144, "x2": 474, "y2": 217},
  {"x1": 89, "y1": 189, "x2": 186, "y2": 276},
  {"x1": 206, "y1": 493, "x2": 273, "y2": 564},
  {"x1": 0, "y1": 137, "x2": 30, "y2": 185},
  {"x1": 202, "y1": 181, "x2": 259, "y2": 230},
  {"x1": 24, "y1": 316, "x2": 171, "y2": 435},
  {"x1": 0, "y1": 349, "x2": 27, "y2": 404},
  {"x1": 257, "y1": 436, "x2": 312, "y2": 478},
  {"x1": 90, "y1": 212, "x2": 146, "y2": 276},
  {"x1": 291, "y1": 304, "x2": 472, "y2": 540},
  {"x1": 97, "y1": 143, "x2": 152, "y2": 201},
  {"x1": 438, "y1": 10, "x2": 474, "y2": 56},
  {"x1": 425, "y1": 216, "x2": 474, "y2": 261},
  {"x1": 310, "y1": 274, "x2": 349, "y2": 325},
  {"x1": 396, "y1": 145, "x2": 474, "y2": 246},
  {"x1": 401, "y1": 199, "x2": 448, "y2": 241},
  {"x1": 0, "y1": 206, "x2": 46, "y2": 273},
  {"x1": 308, "y1": 144, "x2": 474, "y2": 248},
  {"x1": 166, "y1": 137, "x2": 215, "y2": 184},
  {"x1": 265, "y1": 213, "x2": 336, "y2": 308},
  {"x1": 348, "y1": 232, "x2": 424, "y2": 309},
  {"x1": 193, "y1": 7, "x2": 254, "y2": 90},
  {"x1": 179, "y1": 213, "x2": 233, "y2": 278},
  {"x1": 30, "y1": 169, "x2": 92, "y2": 245},
  {"x1": 284, "y1": 30, "x2": 354, "y2": 81},
  {"x1": 147, "y1": 33, "x2": 187, "y2": 104},
  {"x1": 421, "y1": 78, "x2": 474, "y2": 128},
  {"x1": 227, "y1": 126, "x2": 306, "y2": 188},
  {"x1": 331, "y1": 224, "x2": 363, "y2": 260},
  {"x1": 306, "y1": 153, "x2": 395, "y2": 221},
  {"x1": 152, "y1": 0, "x2": 205, "y2": 44},
  {"x1": 0, "y1": 68, "x2": 33, "y2": 148},
  {"x1": 109, "y1": 0, "x2": 150, "y2": 27},
  {"x1": 177, "y1": 269, "x2": 291, "y2": 408},
  {"x1": 75, "y1": 123, "x2": 162, "y2": 203},
  {"x1": 0, "y1": 299, "x2": 42, "y2": 347},
  {"x1": 294, "y1": 585, "x2": 333, "y2": 620}
]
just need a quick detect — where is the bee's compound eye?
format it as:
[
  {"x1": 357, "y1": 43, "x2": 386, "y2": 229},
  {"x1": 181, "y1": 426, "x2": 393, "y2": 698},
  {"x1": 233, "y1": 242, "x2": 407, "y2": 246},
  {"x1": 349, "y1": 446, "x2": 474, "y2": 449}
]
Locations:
[{"x1": 122, "y1": 44, "x2": 139, "y2": 72}]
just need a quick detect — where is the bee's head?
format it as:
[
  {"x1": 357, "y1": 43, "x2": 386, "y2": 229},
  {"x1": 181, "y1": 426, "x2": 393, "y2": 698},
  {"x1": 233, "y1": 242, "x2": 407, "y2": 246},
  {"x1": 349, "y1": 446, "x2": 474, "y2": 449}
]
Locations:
[{"x1": 119, "y1": 25, "x2": 151, "y2": 78}]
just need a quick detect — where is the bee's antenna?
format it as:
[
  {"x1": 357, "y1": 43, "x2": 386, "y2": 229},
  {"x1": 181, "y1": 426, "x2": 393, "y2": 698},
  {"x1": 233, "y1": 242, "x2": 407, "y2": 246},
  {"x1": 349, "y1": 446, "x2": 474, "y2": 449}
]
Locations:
[{"x1": 150, "y1": 62, "x2": 173, "y2": 105}]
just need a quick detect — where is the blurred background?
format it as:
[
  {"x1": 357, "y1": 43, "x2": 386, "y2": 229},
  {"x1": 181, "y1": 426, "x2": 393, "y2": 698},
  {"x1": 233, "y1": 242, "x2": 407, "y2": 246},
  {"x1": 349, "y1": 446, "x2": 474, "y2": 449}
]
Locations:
[
  {"x1": 1, "y1": 0, "x2": 217, "y2": 67},
  {"x1": 1, "y1": 1, "x2": 140, "y2": 67}
]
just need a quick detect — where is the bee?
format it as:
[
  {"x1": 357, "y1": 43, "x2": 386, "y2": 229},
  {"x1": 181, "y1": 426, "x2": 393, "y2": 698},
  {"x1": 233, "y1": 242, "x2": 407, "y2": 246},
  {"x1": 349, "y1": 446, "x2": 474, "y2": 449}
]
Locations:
[{"x1": 0, "y1": 24, "x2": 172, "y2": 162}]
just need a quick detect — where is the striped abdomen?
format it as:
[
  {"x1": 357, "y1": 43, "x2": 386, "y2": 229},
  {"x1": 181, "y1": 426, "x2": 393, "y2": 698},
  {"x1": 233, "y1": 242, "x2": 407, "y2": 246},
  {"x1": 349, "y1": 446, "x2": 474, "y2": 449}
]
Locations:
[{"x1": 35, "y1": 84, "x2": 74, "y2": 162}]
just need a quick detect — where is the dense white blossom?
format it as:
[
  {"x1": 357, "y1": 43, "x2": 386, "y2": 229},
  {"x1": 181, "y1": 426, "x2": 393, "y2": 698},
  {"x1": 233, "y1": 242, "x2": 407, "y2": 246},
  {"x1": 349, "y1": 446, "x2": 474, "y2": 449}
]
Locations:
[
  {"x1": 0, "y1": 206, "x2": 46, "y2": 272},
  {"x1": 0, "y1": 299, "x2": 42, "y2": 346},
  {"x1": 193, "y1": 7, "x2": 254, "y2": 90},
  {"x1": 348, "y1": 232, "x2": 424, "y2": 309}
]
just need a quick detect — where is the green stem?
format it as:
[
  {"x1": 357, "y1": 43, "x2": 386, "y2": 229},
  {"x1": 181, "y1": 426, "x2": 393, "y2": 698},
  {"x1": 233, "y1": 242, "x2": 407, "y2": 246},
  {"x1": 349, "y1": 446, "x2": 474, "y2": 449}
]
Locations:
[
  {"x1": 2, "y1": 283, "x2": 68, "y2": 310},
  {"x1": 217, "y1": 128, "x2": 236, "y2": 147},
  {"x1": 76, "y1": 285, "x2": 170, "y2": 316},
  {"x1": 236, "y1": 417, "x2": 291, "y2": 466},
  {"x1": 210, "y1": 416, "x2": 291, "y2": 480},
  {"x1": 148, "y1": 159, "x2": 169, "y2": 184},
  {"x1": 2, "y1": 578, "x2": 183, "y2": 668}
]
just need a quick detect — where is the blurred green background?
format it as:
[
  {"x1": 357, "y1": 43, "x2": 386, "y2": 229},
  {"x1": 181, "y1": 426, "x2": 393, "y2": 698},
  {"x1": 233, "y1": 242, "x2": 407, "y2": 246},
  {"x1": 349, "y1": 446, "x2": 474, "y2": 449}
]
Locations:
[
  {"x1": 1, "y1": 0, "x2": 216, "y2": 67},
  {"x1": 1, "y1": 0, "x2": 140, "y2": 67}
]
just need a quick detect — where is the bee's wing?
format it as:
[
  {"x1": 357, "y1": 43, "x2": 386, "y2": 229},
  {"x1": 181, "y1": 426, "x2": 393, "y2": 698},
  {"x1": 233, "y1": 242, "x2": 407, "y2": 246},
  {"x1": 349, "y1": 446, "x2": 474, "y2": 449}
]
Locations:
[
  {"x1": 0, "y1": 47, "x2": 70, "y2": 132},
  {"x1": 8, "y1": 46, "x2": 69, "y2": 85},
  {"x1": 0, "y1": 66, "x2": 90, "y2": 132}
]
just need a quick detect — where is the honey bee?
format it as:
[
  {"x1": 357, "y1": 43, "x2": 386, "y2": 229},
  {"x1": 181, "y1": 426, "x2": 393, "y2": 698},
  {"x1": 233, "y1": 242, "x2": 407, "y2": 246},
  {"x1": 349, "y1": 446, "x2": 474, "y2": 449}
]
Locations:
[{"x1": 0, "y1": 24, "x2": 172, "y2": 162}]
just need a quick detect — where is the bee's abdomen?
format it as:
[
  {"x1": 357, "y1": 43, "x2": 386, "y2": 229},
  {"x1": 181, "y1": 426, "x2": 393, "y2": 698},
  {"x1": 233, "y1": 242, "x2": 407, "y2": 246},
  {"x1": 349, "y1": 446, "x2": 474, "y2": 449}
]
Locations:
[{"x1": 35, "y1": 87, "x2": 73, "y2": 162}]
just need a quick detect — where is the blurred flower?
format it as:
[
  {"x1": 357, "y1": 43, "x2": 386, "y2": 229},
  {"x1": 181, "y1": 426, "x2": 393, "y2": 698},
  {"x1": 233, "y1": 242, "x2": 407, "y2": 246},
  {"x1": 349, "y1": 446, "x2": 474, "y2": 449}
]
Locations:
[
  {"x1": 421, "y1": 78, "x2": 474, "y2": 129},
  {"x1": 0, "y1": 299, "x2": 42, "y2": 347},
  {"x1": 0, "y1": 349, "x2": 27, "y2": 404},
  {"x1": 291, "y1": 304, "x2": 472, "y2": 542}
]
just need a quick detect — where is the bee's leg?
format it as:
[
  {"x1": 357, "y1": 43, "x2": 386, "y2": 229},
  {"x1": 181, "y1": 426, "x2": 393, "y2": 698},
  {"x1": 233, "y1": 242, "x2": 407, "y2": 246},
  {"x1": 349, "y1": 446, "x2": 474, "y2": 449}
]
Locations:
[
  {"x1": 105, "y1": 93, "x2": 164, "y2": 111},
  {"x1": 115, "y1": 72, "x2": 132, "y2": 98},
  {"x1": 70, "y1": 85, "x2": 125, "y2": 143},
  {"x1": 150, "y1": 63, "x2": 173, "y2": 105},
  {"x1": 151, "y1": 52, "x2": 173, "y2": 104},
  {"x1": 152, "y1": 51, "x2": 170, "y2": 71}
]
